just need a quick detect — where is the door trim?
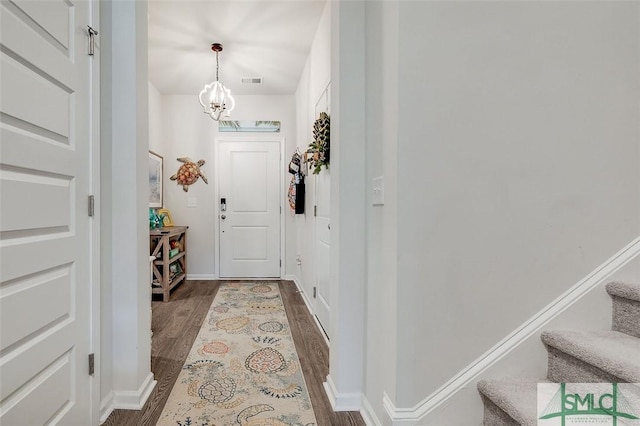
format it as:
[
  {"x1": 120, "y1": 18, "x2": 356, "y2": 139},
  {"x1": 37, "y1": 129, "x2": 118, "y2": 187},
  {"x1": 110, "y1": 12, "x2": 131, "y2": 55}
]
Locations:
[
  {"x1": 214, "y1": 137, "x2": 285, "y2": 279},
  {"x1": 89, "y1": 0, "x2": 101, "y2": 422}
]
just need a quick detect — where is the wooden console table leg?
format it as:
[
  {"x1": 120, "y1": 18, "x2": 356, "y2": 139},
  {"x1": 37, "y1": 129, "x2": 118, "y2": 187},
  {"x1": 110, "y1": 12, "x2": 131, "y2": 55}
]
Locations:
[{"x1": 163, "y1": 234, "x2": 170, "y2": 302}]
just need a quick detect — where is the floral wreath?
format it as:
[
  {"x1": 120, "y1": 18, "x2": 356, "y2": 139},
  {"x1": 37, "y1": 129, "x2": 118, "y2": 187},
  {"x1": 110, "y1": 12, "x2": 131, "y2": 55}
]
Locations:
[{"x1": 306, "y1": 112, "x2": 330, "y2": 174}]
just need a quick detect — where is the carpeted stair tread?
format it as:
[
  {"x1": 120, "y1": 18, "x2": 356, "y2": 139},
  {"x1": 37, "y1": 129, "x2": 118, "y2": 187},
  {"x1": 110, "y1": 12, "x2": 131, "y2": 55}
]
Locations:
[
  {"x1": 477, "y1": 378, "x2": 543, "y2": 426},
  {"x1": 606, "y1": 281, "x2": 640, "y2": 302},
  {"x1": 541, "y1": 330, "x2": 640, "y2": 382},
  {"x1": 608, "y1": 281, "x2": 640, "y2": 338}
]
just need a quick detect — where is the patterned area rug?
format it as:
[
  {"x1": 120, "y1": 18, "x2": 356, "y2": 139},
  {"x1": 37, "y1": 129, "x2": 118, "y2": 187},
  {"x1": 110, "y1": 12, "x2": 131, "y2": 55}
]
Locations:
[{"x1": 157, "y1": 282, "x2": 317, "y2": 426}]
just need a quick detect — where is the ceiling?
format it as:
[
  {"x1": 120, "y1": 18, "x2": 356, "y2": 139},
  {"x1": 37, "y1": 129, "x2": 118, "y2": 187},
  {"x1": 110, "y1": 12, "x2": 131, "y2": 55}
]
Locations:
[{"x1": 147, "y1": 0, "x2": 327, "y2": 96}]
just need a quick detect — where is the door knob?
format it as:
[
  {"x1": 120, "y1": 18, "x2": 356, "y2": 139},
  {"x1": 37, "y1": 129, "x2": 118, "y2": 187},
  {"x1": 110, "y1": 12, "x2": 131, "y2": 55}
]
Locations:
[{"x1": 221, "y1": 215, "x2": 226, "y2": 220}]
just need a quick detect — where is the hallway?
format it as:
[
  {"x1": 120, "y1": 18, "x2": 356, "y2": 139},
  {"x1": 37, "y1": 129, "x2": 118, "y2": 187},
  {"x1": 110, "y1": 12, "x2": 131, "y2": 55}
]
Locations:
[{"x1": 102, "y1": 281, "x2": 364, "y2": 426}]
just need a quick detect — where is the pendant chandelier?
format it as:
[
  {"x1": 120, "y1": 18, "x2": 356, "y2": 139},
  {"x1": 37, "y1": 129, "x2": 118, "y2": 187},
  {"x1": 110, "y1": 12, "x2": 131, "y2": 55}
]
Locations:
[{"x1": 199, "y1": 43, "x2": 235, "y2": 121}]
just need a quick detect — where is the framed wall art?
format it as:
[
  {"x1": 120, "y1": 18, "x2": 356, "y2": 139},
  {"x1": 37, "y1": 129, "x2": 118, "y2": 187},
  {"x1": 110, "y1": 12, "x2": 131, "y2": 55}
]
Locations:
[
  {"x1": 157, "y1": 208, "x2": 174, "y2": 227},
  {"x1": 149, "y1": 151, "x2": 163, "y2": 208}
]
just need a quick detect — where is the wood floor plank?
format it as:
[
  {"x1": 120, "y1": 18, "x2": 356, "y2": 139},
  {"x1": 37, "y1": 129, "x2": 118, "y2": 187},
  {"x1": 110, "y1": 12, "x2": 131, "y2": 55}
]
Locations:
[{"x1": 102, "y1": 280, "x2": 364, "y2": 426}]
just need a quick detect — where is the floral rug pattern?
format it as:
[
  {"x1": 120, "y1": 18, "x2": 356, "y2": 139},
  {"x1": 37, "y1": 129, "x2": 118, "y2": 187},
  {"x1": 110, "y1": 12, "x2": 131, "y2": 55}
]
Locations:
[{"x1": 157, "y1": 282, "x2": 317, "y2": 426}]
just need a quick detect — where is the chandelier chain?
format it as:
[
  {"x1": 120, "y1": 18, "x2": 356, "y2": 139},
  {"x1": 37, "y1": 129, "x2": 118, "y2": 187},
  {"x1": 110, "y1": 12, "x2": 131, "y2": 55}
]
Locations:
[{"x1": 215, "y1": 51, "x2": 220, "y2": 81}]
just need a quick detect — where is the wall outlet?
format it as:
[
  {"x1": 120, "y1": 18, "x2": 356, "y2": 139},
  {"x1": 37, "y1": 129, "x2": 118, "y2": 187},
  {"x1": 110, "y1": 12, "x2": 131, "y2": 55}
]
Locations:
[{"x1": 187, "y1": 197, "x2": 197, "y2": 208}]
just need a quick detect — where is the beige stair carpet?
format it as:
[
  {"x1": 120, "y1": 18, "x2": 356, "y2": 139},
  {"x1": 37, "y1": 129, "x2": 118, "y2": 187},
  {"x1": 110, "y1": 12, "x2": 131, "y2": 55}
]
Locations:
[{"x1": 158, "y1": 282, "x2": 317, "y2": 426}]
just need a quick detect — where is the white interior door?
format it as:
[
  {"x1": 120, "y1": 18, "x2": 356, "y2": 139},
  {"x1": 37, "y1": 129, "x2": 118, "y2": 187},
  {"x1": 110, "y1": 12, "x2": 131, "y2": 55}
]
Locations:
[
  {"x1": 218, "y1": 140, "x2": 281, "y2": 278},
  {"x1": 313, "y1": 88, "x2": 331, "y2": 336},
  {"x1": 0, "y1": 0, "x2": 95, "y2": 424},
  {"x1": 314, "y1": 171, "x2": 331, "y2": 336}
]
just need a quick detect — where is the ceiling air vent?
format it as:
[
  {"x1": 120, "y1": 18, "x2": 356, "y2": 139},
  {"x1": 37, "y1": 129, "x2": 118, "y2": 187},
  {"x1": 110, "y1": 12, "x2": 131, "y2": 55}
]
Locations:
[{"x1": 241, "y1": 77, "x2": 263, "y2": 84}]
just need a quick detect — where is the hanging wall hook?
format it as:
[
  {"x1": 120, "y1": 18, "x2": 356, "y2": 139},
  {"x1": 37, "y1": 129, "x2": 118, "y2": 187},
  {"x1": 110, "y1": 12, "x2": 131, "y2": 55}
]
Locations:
[{"x1": 87, "y1": 25, "x2": 98, "y2": 56}]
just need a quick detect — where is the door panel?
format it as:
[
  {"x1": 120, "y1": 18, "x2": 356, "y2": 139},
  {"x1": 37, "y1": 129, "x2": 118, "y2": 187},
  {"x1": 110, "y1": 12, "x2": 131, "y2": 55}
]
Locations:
[
  {"x1": 219, "y1": 141, "x2": 281, "y2": 278},
  {"x1": 314, "y1": 170, "x2": 331, "y2": 335},
  {"x1": 0, "y1": 0, "x2": 93, "y2": 423}
]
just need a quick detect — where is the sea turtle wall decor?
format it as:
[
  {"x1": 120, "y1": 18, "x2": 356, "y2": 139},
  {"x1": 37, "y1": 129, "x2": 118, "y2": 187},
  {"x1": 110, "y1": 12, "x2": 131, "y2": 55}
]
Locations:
[{"x1": 170, "y1": 157, "x2": 208, "y2": 192}]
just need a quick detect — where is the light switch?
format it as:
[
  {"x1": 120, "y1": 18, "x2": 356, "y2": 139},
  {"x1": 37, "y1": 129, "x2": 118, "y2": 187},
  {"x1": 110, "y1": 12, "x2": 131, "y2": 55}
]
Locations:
[
  {"x1": 372, "y1": 176, "x2": 384, "y2": 206},
  {"x1": 187, "y1": 197, "x2": 197, "y2": 208}
]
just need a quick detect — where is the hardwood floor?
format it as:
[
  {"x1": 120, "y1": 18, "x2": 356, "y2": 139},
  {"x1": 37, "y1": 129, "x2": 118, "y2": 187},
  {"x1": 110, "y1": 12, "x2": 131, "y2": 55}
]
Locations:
[{"x1": 102, "y1": 280, "x2": 365, "y2": 426}]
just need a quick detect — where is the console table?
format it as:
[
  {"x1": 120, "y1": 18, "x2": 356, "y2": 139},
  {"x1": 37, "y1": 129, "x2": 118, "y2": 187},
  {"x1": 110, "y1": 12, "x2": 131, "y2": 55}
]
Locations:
[{"x1": 150, "y1": 226, "x2": 188, "y2": 301}]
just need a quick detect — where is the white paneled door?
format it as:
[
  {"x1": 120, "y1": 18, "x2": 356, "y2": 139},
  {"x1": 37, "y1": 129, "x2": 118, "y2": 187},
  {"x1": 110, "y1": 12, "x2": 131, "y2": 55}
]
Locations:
[
  {"x1": 218, "y1": 140, "x2": 281, "y2": 278},
  {"x1": 314, "y1": 170, "x2": 331, "y2": 336},
  {"x1": 313, "y1": 90, "x2": 331, "y2": 336},
  {"x1": 0, "y1": 0, "x2": 96, "y2": 424}
]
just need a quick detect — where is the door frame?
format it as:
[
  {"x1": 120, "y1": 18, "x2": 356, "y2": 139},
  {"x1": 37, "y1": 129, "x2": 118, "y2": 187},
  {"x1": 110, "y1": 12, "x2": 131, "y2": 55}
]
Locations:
[
  {"x1": 88, "y1": 0, "x2": 101, "y2": 422},
  {"x1": 214, "y1": 136, "x2": 285, "y2": 279}
]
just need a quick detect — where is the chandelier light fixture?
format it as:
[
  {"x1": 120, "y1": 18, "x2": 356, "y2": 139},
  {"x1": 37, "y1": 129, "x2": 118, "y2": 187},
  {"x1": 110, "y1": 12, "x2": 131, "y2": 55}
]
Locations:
[{"x1": 199, "y1": 43, "x2": 235, "y2": 121}]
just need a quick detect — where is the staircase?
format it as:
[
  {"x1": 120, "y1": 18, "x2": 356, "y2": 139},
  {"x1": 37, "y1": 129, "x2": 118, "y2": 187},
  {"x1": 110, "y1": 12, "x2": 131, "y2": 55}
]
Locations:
[{"x1": 477, "y1": 281, "x2": 640, "y2": 425}]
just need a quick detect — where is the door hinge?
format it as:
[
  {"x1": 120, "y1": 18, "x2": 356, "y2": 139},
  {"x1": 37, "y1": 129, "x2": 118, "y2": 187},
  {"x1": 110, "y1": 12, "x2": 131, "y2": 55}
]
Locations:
[
  {"x1": 87, "y1": 26, "x2": 98, "y2": 56},
  {"x1": 280, "y1": 259, "x2": 282, "y2": 267},
  {"x1": 88, "y1": 353, "x2": 95, "y2": 376},
  {"x1": 313, "y1": 286, "x2": 317, "y2": 298},
  {"x1": 314, "y1": 205, "x2": 317, "y2": 217},
  {"x1": 88, "y1": 195, "x2": 95, "y2": 217}
]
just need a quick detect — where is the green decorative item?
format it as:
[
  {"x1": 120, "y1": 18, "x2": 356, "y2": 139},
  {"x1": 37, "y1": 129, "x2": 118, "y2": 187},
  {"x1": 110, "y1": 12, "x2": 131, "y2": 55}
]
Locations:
[
  {"x1": 306, "y1": 112, "x2": 330, "y2": 174},
  {"x1": 149, "y1": 208, "x2": 160, "y2": 229}
]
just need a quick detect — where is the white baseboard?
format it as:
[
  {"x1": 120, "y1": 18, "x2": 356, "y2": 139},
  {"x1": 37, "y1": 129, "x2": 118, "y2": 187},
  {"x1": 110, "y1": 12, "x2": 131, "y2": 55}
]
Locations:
[
  {"x1": 186, "y1": 274, "x2": 216, "y2": 280},
  {"x1": 111, "y1": 372, "x2": 157, "y2": 410},
  {"x1": 361, "y1": 394, "x2": 383, "y2": 426},
  {"x1": 382, "y1": 236, "x2": 640, "y2": 423},
  {"x1": 99, "y1": 391, "x2": 114, "y2": 424},
  {"x1": 383, "y1": 393, "x2": 421, "y2": 425},
  {"x1": 285, "y1": 274, "x2": 330, "y2": 347},
  {"x1": 291, "y1": 275, "x2": 314, "y2": 316},
  {"x1": 324, "y1": 374, "x2": 363, "y2": 412}
]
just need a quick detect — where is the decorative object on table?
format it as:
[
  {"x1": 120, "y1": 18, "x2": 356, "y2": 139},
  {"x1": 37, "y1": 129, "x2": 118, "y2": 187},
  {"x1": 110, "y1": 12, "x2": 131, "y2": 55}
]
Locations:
[
  {"x1": 170, "y1": 157, "x2": 208, "y2": 192},
  {"x1": 306, "y1": 112, "x2": 330, "y2": 174},
  {"x1": 157, "y1": 208, "x2": 174, "y2": 227},
  {"x1": 157, "y1": 282, "x2": 317, "y2": 426},
  {"x1": 149, "y1": 151, "x2": 163, "y2": 208},
  {"x1": 169, "y1": 262, "x2": 182, "y2": 276},
  {"x1": 170, "y1": 239, "x2": 183, "y2": 251},
  {"x1": 149, "y1": 208, "x2": 163, "y2": 229},
  {"x1": 198, "y1": 43, "x2": 235, "y2": 121},
  {"x1": 219, "y1": 120, "x2": 281, "y2": 133}
]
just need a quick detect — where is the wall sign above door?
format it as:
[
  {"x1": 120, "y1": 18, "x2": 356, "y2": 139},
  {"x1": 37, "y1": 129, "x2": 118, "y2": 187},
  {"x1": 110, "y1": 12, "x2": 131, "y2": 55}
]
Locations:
[{"x1": 218, "y1": 120, "x2": 281, "y2": 133}]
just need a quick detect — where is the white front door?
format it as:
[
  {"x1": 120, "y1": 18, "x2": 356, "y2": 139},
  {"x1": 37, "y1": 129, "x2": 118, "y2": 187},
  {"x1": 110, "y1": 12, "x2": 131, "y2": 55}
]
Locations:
[
  {"x1": 314, "y1": 170, "x2": 331, "y2": 335},
  {"x1": 218, "y1": 140, "x2": 281, "y2": 278},
  {"x1": 0, "y1": 0, "x2": 96, "y2": 424}
]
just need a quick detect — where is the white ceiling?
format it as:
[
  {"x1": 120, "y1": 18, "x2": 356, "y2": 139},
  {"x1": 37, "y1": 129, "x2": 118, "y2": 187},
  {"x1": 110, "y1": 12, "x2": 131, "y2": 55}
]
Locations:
[{"x1": 147, "y1": 0, "x2": 327, "y2": 96}]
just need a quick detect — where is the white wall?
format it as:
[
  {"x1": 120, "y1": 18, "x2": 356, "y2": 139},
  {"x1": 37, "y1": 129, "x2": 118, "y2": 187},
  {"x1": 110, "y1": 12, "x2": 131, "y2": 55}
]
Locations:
[
  {"x1": 148, "y1": 82, "x2": 164, "y2": 155},
  {"x1": 327, "y1": 0, "x2": 367, "y2": 410},
  {"x1": 158, "y1": 94, "x2": 296, "y2": 278},
  {"x1": 357, "y1": 1, "x2": 640, "y2": 423},
  {"x1": 363, "y1": 0, "x2": 400, "y2": 421},
  {"x1": 394, "y1": 2, "x2": 639, "y2": 408},
  {"x1": 100, "y1": 0, "x2": 154, "y2": 418}
]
